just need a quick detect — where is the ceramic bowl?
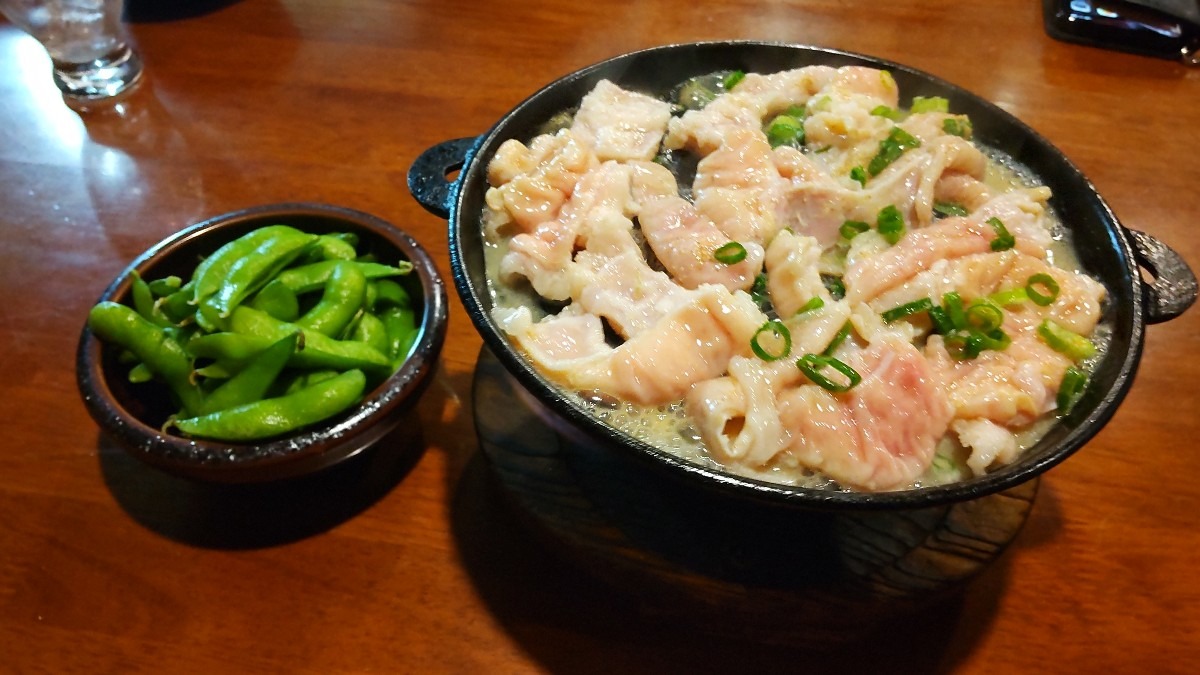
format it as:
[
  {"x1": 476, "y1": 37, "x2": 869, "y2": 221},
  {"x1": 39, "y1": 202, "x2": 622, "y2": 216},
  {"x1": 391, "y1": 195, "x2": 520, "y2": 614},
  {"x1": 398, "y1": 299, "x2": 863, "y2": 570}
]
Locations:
[{"x1": 76, "y1": 202, "x2": 448, "y2": 482}]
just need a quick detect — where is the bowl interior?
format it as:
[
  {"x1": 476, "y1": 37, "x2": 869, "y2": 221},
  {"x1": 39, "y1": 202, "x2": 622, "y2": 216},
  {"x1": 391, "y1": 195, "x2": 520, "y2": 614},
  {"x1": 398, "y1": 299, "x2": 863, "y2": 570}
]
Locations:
[
  {"x1": 79, "y1": 203, "x2": 448, "y2": 482},
  {"x1": 447, "y1": 42, "x2": 1144, "y2": 509}
]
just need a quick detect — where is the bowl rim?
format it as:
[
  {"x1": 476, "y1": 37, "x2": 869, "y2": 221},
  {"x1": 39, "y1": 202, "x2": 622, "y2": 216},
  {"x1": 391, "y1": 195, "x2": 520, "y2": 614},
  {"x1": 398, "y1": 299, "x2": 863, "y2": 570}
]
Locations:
[
  {"x1": 444, "y1": 40, "x2": 1147, "y2": 510},
  {"x1": 76, "y1": 201, "x2": 449, "y2": 482}
]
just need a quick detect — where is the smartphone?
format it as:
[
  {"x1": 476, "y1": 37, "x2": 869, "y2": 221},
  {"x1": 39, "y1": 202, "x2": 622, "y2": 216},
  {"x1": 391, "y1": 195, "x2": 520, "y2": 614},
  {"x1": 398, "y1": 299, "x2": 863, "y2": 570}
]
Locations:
[{"x1": 1042, "y1": 0, "x2": 1200, "y2": 64}]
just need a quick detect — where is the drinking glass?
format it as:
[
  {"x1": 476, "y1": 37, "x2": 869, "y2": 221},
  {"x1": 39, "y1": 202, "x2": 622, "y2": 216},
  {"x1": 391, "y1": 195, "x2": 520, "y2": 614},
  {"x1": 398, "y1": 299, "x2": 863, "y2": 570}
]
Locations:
[{"x1": 0, "y1": 0, "x2": 143, "y2": 102}]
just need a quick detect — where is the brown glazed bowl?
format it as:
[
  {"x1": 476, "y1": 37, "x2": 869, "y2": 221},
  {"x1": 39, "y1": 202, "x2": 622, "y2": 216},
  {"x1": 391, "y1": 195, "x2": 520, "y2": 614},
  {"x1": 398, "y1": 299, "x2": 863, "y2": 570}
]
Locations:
[
  {"x1": 76, "y1": 203, "x2": 448, "y2": 483},
  {"x1": 408, "y1": 41, "x2": 1197, "y2": 511}
]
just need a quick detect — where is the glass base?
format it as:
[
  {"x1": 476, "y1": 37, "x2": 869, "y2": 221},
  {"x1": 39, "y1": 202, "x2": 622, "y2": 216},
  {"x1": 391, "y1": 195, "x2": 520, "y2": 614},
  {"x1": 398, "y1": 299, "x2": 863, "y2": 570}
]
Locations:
[{"x1": 52, "y1": 44, "x2": 144, "y2": 102}]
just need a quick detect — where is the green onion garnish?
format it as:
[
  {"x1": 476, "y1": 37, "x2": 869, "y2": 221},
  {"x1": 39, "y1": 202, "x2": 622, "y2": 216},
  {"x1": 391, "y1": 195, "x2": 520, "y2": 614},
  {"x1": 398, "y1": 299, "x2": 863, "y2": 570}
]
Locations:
[
  {"x1": 1057, "y1": 366, "x2": 1088, "y2": 415},
  {"x1": 965, "y1": 299, "x2": 1004, "y2": 333},
  {"x1": 765, "y1": 106, "x2": 806, "y2": 148},
  {"x1": 911, "y1": 96, "x2": 950, "y2": 113},
  {"x1": 796, "y1": 297, "x2": 825, "y2": 315},
  {"x1": 723, "y1": 70, "x2": 745, "y2": 90},
  {"x1": 942, "y1": 116, "x2": 973, "y2": 138},
  {"x1": 821, "y1": 274, "x2": 846, "y2": 301},
  {"x1": 824, "y1": 321, "x2": 852, "y2": 356},
  {"x1": 1026, "y1": 273, "x2": 1060, "y2": 306},
  {"x1": 876, "y1": 205, "x2": 906, "y2": 244},
  {"x1": 943, "y1": 292, "x2": 967, "y2": 329},
  {"x1": 870, "y1": 105, "x2": 902, "y2": 120},
  {"x1": 987, "y1": 217, "x2": 1015, "y2": 251},
  {"x1": 868, "y1": 127, "x2": 921, "y2": 176},
  {"x1": 882, "y1": 297, "x2": 934, "y2": 323},
  {"x1": 713, "y1": 241, "x2": 747, "y2": 264},
  {"x1": 928, "y1": 305, "x2": 954, "y2": 334},
  {"x1": 933, "y1": 201, "x2": 969, "y2": 218},
  {"x1": 849, "y1": 166, "x2": 868, "y2": 187},
  {"x1": 990, "y1": 287, "x2": 1028, "y2": 307},
  {"x1": 1038, "y1": 319, "x2": 1096, "y2": 361},
  {"x1": 750, "y1": 272, "x2": 770, "y2": 311},
  {"x1": 839, "y1": 219, "x2": 870, "y2": 240},
  {"x1": 751, "y1": 320, "x2": 792, "y2": 361},
  {"x1": 797, "y1": 353, "x2": 862, "y2": 392}
]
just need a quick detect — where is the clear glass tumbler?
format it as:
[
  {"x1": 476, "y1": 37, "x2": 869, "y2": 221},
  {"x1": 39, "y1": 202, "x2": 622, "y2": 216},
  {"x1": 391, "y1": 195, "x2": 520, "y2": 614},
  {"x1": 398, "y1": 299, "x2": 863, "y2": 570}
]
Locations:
[{"x1": 0, "y1": 0, "x2": 143, "y2": 102}]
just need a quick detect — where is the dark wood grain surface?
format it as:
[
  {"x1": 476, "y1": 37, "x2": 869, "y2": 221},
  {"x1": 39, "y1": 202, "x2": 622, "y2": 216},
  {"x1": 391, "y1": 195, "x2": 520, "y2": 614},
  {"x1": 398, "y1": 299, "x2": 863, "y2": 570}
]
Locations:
[{"x1": 3, "y1": 1, "x2": 1199, "y2": 672}]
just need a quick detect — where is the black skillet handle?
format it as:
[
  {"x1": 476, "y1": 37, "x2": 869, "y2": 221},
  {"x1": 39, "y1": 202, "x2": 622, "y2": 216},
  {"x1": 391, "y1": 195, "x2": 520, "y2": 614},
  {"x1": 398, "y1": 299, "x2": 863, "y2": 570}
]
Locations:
[
  {"x1": 407, "y1": 137, "x2": 480, "y2": 219},
  {"x1": 1127, "y1": 228, "x2": 1198, "y2": 324}
]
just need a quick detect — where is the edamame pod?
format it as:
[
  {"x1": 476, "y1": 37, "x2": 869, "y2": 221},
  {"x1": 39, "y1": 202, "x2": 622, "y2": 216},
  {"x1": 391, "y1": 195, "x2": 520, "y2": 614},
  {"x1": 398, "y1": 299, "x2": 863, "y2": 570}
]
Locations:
[
  {"x1": 88, "y1": 301, "x2": 205, "y2": 416},
  {"x1": 380, "y1": 305, "x2": 418, "y2": 366},
  {"x1": 371, "y1": 279, "x2": 411, "y2": 310},
  {"x1": 249, "y1": 278, "x2": 300, "y2": 323},
  {"x1": 201, "y1": 226, "x2": 318, "y2": 322},
  {"x1": 351, "y1": 311, "x2": 390, "y2": 356},
  {"x1": 229, "y1": 306, "x2": 392, "y2": 374},
  {"x1": 276, "y1": 260, "x2": 412, "y2": 294},
  {"x1": 196, "y1": 332, "x2": 300, "y2": 415},
  {"x1": 173, "y1": 369, "x2": 366, "y2": 441},
  {"x1": 296, "y1": 261, "x2": 366, "y2": 337},
  {"x1": 192, "y1": 225, "x2": 299, "y2": 305}
]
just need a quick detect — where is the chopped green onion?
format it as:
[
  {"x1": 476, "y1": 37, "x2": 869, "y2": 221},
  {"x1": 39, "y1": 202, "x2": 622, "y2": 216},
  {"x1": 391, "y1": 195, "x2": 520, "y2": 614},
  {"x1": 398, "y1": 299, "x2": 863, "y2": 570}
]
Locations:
[
  {"x1": 944, "y1": 328, "x2": 997, "y2": 360},
  {"x1": 723, "y1": 70, "x2": 745, "y2": 90},
  {"x1": 976, "y1": 327, "x2": 1012, "y2": 352},
  {"x1": 965, "y1": 299, "x2": 1004, "y2": 333},
  {"x1": 990, "y1": 287, "x2": 1028, "y2": 307},
  {"x1": 882, "y1": 297, "x2": 934, "y2": 323},
  {"x1": 943, "y1": 116, "x2": 973, "y2": 138},
  {"x1": 987, "y1": 217, "x2": 1015, "y2": 251},
  {"x1": 765, "y1": 107, "x2": 806, "y2": 148},
  {"x1": 839, "y1": 219, "x2": 870, "y2": 240},
  {"x1": 870, "y1": 105, "x2": 902, "y2": 120},
  {"x1": 1038, "y1": 319, "x2": 1096, "y2": 361},
  {"x1": 933, "y1": 201, "x2": 969, "y2": 218},
  {"x1": 1057, "y1": 366, "x2": 1088, "y2": 415},
  {"x1": 1026, "y1": 273, "x2": 1060, "y2": 306},
  {"x1": 796, "y1": 297, "x2": 825, "y2": 315},
  {"x1": 824, "y1": 321, "x2": 852, "y2": 356},
  {"x1": 849, "y1": 166, "x2": 868, "y2": 187},
  {"x1": 868, "y1": 127, "x2": 921, "y2": 176},
  {"x1": 750, "y1": 272, "x2": 770, "y2": 311},
  {"x1": 928, "y1": 306, "x2": 955, "y2": 334},
  {"x1": 876, "y1": 204, "x2": 906, "y2": 244},
  {"x1": 943, "y1": 292, "x2": 967, "y2": 329},
  {"x1": 821, "y1": 274, "x2": 846, "y2": 301},
  {"x1": 911, "y1": 96, "x2": 950, "y2": 113},
  {"x1": 797, "y1": 353, "x2": 862, "y2": 393},
  {"x1": 713, "y1": 241, "x2": 747, "y2": 264},
  {"x1": 751, "y1": 320, "x2": 792, "y2": 361}
]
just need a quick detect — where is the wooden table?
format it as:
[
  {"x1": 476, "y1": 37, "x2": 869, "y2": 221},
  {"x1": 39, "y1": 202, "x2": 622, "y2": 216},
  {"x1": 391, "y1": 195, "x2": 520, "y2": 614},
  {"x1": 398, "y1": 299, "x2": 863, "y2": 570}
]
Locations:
[{"x1": 3, "y1": 1, "x2": 1198, "y2": 671}]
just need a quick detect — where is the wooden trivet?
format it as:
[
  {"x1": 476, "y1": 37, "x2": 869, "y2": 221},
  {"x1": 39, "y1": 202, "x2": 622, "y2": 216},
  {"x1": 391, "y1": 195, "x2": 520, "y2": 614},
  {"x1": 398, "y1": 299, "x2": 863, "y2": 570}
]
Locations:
[{"x1": 473, "y1": 348, "x2": 1037, "y2": 644}]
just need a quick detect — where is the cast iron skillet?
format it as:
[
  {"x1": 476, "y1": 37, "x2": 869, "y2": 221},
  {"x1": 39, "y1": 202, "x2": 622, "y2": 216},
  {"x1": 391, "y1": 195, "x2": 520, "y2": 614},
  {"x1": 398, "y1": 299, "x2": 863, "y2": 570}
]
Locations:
[{"x1": 409, "y1": 41, "x2": 1196, "y2": 510}]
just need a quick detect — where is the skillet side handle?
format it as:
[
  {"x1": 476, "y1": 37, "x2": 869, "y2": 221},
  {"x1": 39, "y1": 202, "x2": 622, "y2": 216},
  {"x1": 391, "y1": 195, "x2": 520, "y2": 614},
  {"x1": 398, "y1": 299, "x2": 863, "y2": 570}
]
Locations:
[
  {"x1": 407, "y1": 137, "x2": 479, "y2": 219},
  {"x1": 1128, "y1": 229, "x2": 1198, "y2": 324}
]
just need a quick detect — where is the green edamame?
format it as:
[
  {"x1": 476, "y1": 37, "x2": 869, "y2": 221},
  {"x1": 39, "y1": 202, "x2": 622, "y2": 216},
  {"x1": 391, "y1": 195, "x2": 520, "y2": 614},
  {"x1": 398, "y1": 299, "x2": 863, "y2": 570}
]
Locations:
[
  {"x1": 380, "y1": 305, "x2": 418, "y2": 365},
  {"x1": 230, "y1": 306, "x2": 392, "y2": 375},
  {"x1": 249, "y1": 278, "x2": 300, "y2": 322},
  {"x1": 88, "y1": 301, "x2": 205, "y2": 416},
  {"x1": 173, "y1": 369, "x2": 366, "y2": 441},
  {"x1": 93, "y1": 223, "x2": 420, "y2": 443},
  {"x1": 351, "y1": 311, "x2": 390, "y2": 356},
  {"x1": 201, "y1": 226, "x2": 318, "y2": 322},
  {"x1": 276, "y1": 260, "x2": 412, "y2": 294},
  {"x1": 196, "y1": 332, "x2": 300, "y2": 416},
  {"x1": 192, "y1": 225, "x2": 299, "y2": 304},
  {"x1": 296, "y1": 261, "x2": 366, "y2": 337}
]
